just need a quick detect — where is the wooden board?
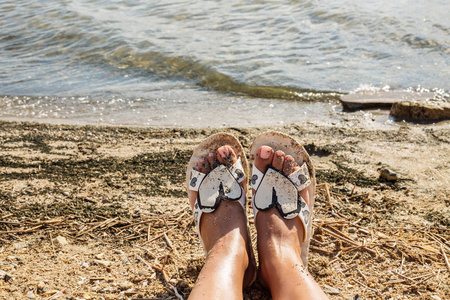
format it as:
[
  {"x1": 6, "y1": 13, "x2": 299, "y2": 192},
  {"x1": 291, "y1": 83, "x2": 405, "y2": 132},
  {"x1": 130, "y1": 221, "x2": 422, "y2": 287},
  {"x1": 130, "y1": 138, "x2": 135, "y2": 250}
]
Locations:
[{"x1": 340, "y1": 91, "x2": 436, "y2": 110}]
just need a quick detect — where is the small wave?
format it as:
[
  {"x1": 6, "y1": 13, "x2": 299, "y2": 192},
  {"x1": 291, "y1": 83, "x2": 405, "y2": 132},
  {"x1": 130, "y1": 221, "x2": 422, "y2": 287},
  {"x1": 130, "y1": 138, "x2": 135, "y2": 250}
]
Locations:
[
  {"x1": 1, "y1": 0, "x2": 448, "y2": 105},
  {"x1": 97, "y1": 45, "x2": 344, "y2": 101}
]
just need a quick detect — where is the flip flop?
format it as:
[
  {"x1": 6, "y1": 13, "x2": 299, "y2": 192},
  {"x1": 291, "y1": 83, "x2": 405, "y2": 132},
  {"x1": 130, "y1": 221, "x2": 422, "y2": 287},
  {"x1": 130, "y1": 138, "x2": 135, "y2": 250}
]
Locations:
[
  {"x1": 250, "y1": 131, "x2": 316, "y2": 268},
  {"x1": 185, "y1": 132, "x2": 249, "y2": 251}
]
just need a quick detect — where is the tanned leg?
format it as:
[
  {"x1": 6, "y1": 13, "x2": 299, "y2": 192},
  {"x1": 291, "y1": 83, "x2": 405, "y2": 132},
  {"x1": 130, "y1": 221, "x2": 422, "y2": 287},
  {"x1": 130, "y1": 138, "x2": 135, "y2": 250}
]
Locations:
[
  {"x1": 188, "y1": 146, "x2": 256, "y2": 300},
  {"x1": 254, "y1": 146, "x2": 329, "y2": 300}
]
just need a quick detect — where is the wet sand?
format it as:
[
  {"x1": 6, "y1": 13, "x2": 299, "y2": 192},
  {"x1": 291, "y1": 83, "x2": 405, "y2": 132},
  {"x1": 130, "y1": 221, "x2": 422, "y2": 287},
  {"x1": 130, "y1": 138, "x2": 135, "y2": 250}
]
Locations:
[{"x1": 0, "y1": 120, "x2": 449, "y2": 299}]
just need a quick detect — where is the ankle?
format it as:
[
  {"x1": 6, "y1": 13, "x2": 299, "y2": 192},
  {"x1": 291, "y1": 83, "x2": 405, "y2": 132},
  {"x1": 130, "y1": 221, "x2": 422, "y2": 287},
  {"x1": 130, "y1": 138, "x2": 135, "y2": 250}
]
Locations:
[
  {"x1": 208, "y1": 231, "x2": 250, "y2": 265},
  {"x1": 255, "y1": 210, "x2": 304, "y2": 257},
  {"x1": 256, "y1": 209, "x2": 305, "y2": 286}
]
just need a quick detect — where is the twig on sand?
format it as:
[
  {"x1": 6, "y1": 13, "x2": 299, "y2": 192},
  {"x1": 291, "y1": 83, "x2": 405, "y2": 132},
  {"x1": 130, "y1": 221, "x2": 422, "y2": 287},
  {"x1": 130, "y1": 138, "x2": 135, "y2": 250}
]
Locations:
[
  {"x1": 135, "y1": 254, "x2": 152, "y2": 270},
  {"x1": 356, "y1": 267, "x2": 368, "y2": 283},
  {"x1": 167, "y1": 283, "x2": 184, "y2": 300},
  {"x1": 0, "y1": 213, "x2": 13, "y2": 220},
  {"x1": 161, "y1": 232, "x2": 180, "y2": 258},
  {"x1": 134, "y1": 245, "x2": 156, "y2": 258},
  {"x1": 319, "y1": 226, "x2": 359, "y2": 247},
  {"x1": 348, "y1": 193, "x2": 369, "y2": 200},
  {"x1": 49, "y1": 232, "x2": 56, "y2": 254},
  {"x1": 353, "y1": 278, "x2": 379, "y2": 293},
  {"x1": 141, "y1": 228, "x2": 175, "y2": 245},
  {"x1": 315, "y1": 222, "x2": 378, "y2": 256},
  {"x1": 342, "y1": 245, "x2": 363, "y2": 254},
  {"x1": 117, "y1": 219, "x2": 153, "y2": 231},
  {"x1": 441, "y1": 244, "x2": 450, "y2": 272},
  {"x1": 0, "y1": 225, "x2": 43, "y2": 235},
  {"x1": 76, "y1": 217, "x2": 118, "y2": 237},
  {"x1": 164, "y1": 232, "x2": 174, "y2": 250},
  {"x1": 330, "y1": 192, "x2": 347, "y2": 199},
  {"x1": 324, "y1": 183, "x2": 332, "y2": 206},
  {"x1": 317, "y1": 183, "x2": 333, "y2": 207},
  {"x1": 391, "y1": 270, "x2": 413, "y2": 283},
  {"x1": 137, "y1": 254, "x2": 171, "y2": 283},
  {"x1": 414, "y1": 273, "x2": 435, "y2": 286},
  {"x1": 151, "y1": 260, "x2": 170, "y2": 283},
  {"x1": 428, "y1": 233, "x2": 450, "y2": 253},
  {"x1": 309, "y1": 246, "x2": 333, "y2": 256},
  {"x1": 385, "y1": 279, "x2": 406, "y2": 285},
  {"x1": 382, "y1": 198, "x2": 406, "y2": 207}
]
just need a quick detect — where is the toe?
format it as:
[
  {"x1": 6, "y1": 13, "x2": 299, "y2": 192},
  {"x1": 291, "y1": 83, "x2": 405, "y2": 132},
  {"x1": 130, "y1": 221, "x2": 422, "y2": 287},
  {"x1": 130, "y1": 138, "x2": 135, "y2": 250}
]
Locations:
[
  {"x1": 284, "y1": 155, "x2": 310, "y2": 206},
  {"x1": 254, "y1": 146, "x2": 274, "y2": 173},
  {"x1": 207, "y1": 152, "x2": 219, "y2": 170},
  {"x1": 197, "y1": 157, "x2": 210, "y2": 173},
  {"x1": 217, "y1": 145, "x2": 237, "y2": 167},
  {"x1": 282, "y1": 155, "x2": 297, "y2": 175},
  {"x1": 272, "y1": 150, "x2": 285, "y2": 171}
]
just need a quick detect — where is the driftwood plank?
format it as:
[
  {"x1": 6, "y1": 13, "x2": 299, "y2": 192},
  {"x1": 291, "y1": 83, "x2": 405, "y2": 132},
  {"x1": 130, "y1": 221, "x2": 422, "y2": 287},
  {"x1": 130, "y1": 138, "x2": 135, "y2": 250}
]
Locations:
[{"x1": 340, "y1": 91, "x2": 435, "y2": 110}]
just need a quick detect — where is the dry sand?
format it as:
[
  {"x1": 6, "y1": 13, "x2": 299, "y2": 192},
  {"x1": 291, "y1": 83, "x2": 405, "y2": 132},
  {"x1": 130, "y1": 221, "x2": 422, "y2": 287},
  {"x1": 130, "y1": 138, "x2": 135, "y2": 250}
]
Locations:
[{"x1": 0, "y1": 120, "x2": 449, "y2": 299}]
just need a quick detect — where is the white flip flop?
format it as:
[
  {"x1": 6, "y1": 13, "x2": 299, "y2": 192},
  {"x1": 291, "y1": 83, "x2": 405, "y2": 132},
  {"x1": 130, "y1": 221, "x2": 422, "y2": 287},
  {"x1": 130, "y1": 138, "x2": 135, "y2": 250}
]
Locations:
[
  {"x1": 185, "y1": 133, "x2": 249, "y2": 251},
  {"x1": 250, "y1": 131, "x2": 316, "y2": 268}
]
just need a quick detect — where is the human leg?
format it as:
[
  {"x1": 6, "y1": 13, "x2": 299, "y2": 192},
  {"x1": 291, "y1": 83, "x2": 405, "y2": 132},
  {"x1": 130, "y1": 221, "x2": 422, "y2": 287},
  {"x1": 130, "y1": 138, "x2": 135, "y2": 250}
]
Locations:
[
  {"x1": 253, "y1": 143, "x2": 329, "y2": 300},
  {"x1": 186, "y1": 137, "x2": 256, "y2": 299}
]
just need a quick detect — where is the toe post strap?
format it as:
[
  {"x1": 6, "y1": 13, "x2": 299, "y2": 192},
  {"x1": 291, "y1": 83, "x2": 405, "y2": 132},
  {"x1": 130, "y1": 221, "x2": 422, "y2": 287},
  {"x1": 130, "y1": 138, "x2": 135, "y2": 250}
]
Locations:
[
  {"x1": 189, "y1": 157, "x2": 246, "y2": 214},
  {"x1": 251, "y1": 163, "x2": 310, "y2": 191},
  {"x1": 288, "y1": 163, "x2": 311, "y2": 191}
]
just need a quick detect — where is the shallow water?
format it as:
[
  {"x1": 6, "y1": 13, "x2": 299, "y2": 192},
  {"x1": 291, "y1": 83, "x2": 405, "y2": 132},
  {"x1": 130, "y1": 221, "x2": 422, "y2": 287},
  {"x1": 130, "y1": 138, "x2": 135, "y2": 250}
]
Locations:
[{"x1": 0, "y1": 0, "x2": 448, "y2": 127}]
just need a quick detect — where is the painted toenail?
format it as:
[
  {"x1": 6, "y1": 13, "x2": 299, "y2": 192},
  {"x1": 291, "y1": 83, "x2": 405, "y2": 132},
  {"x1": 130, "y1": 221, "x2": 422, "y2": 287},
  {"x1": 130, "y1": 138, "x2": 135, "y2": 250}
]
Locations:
[{"x1": 260, "y1": 148, "x2": 272, "y2": 159}]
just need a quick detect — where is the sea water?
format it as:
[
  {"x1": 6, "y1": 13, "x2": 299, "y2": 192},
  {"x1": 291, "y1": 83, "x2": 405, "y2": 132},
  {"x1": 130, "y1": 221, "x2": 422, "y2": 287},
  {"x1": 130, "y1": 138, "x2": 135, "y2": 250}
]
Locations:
[{"x1": 0, "y1": 0, "x2": 448, "y2": 127}]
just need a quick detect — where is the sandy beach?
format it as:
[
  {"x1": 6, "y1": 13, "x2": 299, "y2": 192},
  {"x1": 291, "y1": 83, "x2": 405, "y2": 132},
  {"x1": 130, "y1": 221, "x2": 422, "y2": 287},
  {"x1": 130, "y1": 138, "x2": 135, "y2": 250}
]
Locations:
[{"x1": 0, "y1": 120, "x2": 449, "y2": 299}]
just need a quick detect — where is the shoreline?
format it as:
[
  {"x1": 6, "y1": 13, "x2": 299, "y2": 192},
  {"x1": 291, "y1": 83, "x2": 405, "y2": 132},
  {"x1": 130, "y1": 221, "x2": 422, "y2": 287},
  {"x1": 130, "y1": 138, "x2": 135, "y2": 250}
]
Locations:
[
  {"x1": 0, "y1": 115, "x2": 448, "y2": 133},
  {"x1": 0, "y1": 120, "x2": 449, "y2": 299}
]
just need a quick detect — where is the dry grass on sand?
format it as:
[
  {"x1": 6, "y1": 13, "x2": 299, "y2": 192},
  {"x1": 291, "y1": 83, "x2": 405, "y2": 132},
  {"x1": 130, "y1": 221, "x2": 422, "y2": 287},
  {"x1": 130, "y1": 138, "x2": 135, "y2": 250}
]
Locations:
[{"x1": 0, "y1": 121, "x2": 449, "y2": 299}]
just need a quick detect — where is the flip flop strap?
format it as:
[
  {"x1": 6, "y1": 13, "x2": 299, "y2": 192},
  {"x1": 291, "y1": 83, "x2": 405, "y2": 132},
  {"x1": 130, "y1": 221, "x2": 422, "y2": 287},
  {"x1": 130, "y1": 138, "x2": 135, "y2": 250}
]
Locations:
[
  {"x1": 189, "y1": 157, "x2": 245, "y2": 192},
  {"x1": 189, "y1": 157, "x2": 246, "y2": 213},
  {"x1": 251, "y1": 162, "x2": 311, "y2": 191}
]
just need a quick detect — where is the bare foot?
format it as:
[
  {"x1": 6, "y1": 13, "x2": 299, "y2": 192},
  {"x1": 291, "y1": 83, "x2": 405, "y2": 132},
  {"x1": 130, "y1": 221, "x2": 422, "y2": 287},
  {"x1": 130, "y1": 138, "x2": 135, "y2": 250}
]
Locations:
[
  {"x1": 188, "y1": 145, "x2": 256, "y2": 299},
  {"x1": 253, "y1": 146, "x2": 329, "y2": 300}
]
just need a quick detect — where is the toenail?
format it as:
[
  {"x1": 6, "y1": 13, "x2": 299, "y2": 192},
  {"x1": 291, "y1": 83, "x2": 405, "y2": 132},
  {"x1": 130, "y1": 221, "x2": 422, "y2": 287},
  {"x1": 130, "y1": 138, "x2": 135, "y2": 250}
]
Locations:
[
  {"x1": 260, "y1": 147, "x2": 272, "y2": 159},
  {"x1": 218, "y1": 147, "x2": 230, "y2": 158}
]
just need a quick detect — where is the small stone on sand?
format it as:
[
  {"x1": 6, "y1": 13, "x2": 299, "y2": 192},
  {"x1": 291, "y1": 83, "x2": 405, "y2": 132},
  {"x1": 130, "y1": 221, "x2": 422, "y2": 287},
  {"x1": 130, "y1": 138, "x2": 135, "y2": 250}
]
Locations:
[
  {"x1": 390, "y1": 100, "x2": 450, "y2": 120},
  {"x1": 378, "y1": 168, "x2": 399, "y2": 181},
  {"x1": 322, "y1": 283, "x2": 341, "y2": 295},
  {"x1": 53, "y1": 236, "x2": 69, "y2": 246},
  {"x1": 93, "y1": 259, "x2": 112, "y2": 268}
]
